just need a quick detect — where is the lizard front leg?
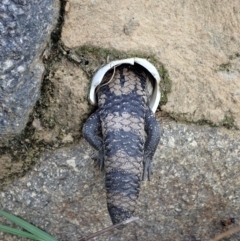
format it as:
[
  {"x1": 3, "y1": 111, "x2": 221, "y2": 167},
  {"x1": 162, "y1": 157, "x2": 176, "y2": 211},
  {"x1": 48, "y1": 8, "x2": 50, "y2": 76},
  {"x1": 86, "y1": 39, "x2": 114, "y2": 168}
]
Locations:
[
  {"x1": 142, "y1": 108, "x2": 161, "y2": 181},
  {"x1": 82, "y1": 109, "x2": 105, "y2": 170}
]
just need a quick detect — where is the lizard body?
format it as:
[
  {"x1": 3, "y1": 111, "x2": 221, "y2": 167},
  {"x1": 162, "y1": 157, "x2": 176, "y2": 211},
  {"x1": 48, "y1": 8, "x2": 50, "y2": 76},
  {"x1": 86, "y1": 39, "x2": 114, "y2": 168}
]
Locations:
[{"x1": 83, "y1": 64, "x2": 161, "y2": 224}]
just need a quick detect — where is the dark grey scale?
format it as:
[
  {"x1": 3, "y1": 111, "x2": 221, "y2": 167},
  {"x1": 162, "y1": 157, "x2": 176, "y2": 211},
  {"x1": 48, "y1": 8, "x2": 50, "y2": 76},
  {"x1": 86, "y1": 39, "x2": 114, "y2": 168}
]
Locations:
[
  {"x1": 104, "y1": 130, "x2": 144, "y2": 157},
  {"x1": 82, "y1": 63, "x2": 161, "y2": 225},
  {"x1": 99, "y1": 92, "x2": 146, "y2": 117},
  {"x1": 106, "y1": 170, "x2": 141, "y2": 224},
  {"x1": 106, "y1": 171, "x2": 141, "y2": 193},
  {"x1": 108, "y1": 206, "x2": 132, "y2": 226},
  {"x1": 98, "y1": 66, "x2": 147, "y2": 106},
  {"x1": 119, "y1": 71, "x2": 126, "y2": 87}
]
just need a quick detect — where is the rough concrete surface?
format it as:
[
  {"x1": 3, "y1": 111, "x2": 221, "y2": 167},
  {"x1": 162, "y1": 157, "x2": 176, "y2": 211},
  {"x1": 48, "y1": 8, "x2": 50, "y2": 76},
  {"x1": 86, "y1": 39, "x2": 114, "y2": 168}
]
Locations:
[
  {"x1": 33, "y1": 57, "x2": 93, "y2": 144},
  {"x1": 1, "y1": 118, "x2": 240, "y2": 241},
  {"x1": 0, "y1": 56, "x2": 94, "y2": 188},
  {"x1": 62, "y1": 0, "x2": 240, "y2": 128},
  {"x1": 0, "y1": 0, "x2": 59, "y2": 142}
]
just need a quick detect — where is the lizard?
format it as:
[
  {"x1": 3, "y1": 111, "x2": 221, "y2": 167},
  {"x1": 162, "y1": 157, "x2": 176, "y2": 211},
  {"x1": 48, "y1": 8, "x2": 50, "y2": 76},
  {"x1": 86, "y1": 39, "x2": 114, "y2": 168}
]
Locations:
[{"x1": 82, "y1": 63, "x2": 161, "y2": 225}]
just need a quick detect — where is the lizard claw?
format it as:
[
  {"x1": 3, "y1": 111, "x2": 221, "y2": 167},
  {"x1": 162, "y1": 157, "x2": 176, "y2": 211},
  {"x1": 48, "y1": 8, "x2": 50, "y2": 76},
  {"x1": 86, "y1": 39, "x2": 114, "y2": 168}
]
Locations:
[
  {"x1": 142, "y1": 156, "x2": 153, "y2": 181},
  {"x1": 93, "y1": 148, "x2": 105, "y2": 171}
]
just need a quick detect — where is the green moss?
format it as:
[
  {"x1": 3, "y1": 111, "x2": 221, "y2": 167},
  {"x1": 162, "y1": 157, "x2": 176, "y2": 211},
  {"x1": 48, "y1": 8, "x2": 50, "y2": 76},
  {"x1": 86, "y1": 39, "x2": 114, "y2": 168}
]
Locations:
[
  {"x1": 195, "y1": 119, "x2": 217, "y2": 127},
  {"x1": 169, "y1": 112, "x2": 238, "y2": 130},
  {"x1": 219, "y1": 62, "x2": 231, "y2": 72},
  {"x1": 220, "y1": 115, "x2": 235, "y2": 129},
  {"x1": 228, "y1": 52, "x2": 240, "y2": 60},
  {"x1": 0, "y1": 106, "x2": 61, "y2": 187},
  {"x1": 67, "y1": 45, "x2": 172, "y2": 106}
]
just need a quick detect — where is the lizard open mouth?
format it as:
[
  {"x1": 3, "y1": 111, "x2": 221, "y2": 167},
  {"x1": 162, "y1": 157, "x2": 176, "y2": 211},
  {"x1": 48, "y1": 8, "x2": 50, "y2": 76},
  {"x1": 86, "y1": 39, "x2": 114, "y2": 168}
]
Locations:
[{"x1": 89, "y1": 58, "x2": 161, "y2": 113}]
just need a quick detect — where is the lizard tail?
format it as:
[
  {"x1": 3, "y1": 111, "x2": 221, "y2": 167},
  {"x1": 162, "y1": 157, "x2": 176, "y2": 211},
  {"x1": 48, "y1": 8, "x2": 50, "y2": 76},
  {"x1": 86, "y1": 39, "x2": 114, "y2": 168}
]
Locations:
[{"x1": 105, "y1": 159, "x2": 142, "y2": 225}]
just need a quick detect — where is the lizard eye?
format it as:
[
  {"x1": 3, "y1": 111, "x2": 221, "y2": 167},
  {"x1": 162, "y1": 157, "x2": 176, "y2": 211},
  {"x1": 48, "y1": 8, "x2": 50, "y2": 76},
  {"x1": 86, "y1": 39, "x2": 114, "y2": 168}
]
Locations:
[{"x1": 89, "y1": 58, "x2": 161, "y2": 113}]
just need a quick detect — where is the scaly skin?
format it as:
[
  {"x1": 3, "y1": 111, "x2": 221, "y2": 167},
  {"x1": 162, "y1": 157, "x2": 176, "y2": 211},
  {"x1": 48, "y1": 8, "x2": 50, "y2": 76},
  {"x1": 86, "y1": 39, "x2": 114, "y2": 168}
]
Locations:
[{"x1": 83, "y1": 64, "x2": 161, "y2": 224}]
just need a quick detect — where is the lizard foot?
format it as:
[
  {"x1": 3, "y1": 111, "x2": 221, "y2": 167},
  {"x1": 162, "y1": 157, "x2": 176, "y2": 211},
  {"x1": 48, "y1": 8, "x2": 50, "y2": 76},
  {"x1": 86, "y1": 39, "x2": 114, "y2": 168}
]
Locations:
[
  {"x1": 93, "y1": 148, "x2": 105, "y2": 171},
  {"x1": 142, "y1": 156, "x2": 153, "y2": 181}
]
